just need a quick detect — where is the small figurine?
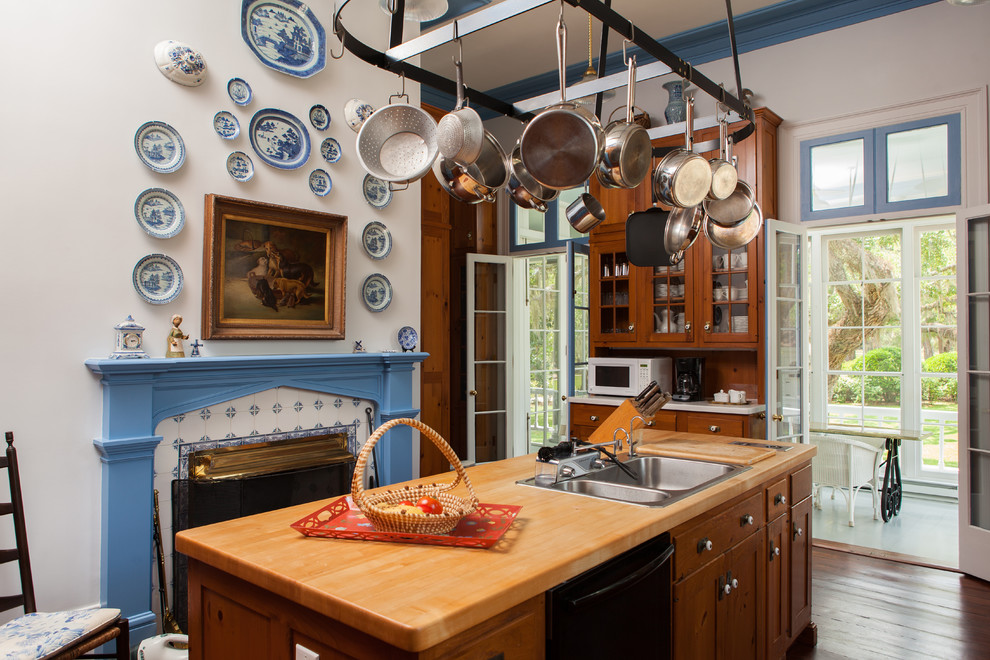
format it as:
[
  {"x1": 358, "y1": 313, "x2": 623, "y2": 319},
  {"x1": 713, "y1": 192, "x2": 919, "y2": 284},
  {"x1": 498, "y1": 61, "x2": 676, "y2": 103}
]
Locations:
[
  {"x1": 353, "y1": 340, "x2": 366, "y2": 353},
  {"x1": 166, "y1": 314, "x2": 189, "y2": 358},
  {"x1": 189, "y1": 339, "x2": 203, "y2": 357}
]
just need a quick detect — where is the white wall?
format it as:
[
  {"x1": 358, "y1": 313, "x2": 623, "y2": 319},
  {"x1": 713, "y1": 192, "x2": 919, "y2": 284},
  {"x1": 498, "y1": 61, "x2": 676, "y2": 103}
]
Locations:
[{"x1": 0, "y1": 0, "x2": 421, "y2": 616}]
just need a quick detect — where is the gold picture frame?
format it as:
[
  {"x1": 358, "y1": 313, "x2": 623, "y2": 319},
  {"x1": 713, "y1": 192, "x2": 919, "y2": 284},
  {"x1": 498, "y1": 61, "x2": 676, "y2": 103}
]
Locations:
[{"x1": 202, "y1": 194, "x2": 346, "y2": 339}]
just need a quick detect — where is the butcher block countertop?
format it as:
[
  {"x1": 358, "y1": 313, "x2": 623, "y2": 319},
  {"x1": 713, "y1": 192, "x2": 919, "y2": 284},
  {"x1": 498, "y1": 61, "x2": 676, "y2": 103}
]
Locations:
[{"x1": 175, "y1": 431, "x2": 814, "y2": 653}]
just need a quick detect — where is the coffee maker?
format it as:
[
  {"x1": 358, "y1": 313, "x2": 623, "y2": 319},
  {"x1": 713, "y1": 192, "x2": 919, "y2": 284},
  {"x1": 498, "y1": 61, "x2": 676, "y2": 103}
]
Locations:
[{"x1": 672, "y1": 357, "x2": 704, "y2": 402}]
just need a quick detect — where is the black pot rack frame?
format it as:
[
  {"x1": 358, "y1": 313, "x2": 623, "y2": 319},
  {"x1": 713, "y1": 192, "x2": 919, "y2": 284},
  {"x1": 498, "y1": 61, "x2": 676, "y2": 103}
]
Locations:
[{"x1": 332, "y1": 0, "x2": 756, "y2": 156}]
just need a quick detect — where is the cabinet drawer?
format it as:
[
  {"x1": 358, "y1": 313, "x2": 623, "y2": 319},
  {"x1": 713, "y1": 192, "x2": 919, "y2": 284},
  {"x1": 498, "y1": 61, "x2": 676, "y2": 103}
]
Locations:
[
  {"x1": 650, "y1": 410, "x2": 677, "y2": 431},
  {"x1": 569, "y1": 403, "x2": 613, "y2": 428},
  {"x1": 790, "y1": 463, "x2": 812, "y2": 503},
  {"x1": 766, "y1": 476, "x2": 789, "y2": 520},
  {"x1": 684, "y1": 413, "x2": 745, "y2": 437},
  {"x1": 672, "y1": 490, "x2": 764, "y2": 580}
]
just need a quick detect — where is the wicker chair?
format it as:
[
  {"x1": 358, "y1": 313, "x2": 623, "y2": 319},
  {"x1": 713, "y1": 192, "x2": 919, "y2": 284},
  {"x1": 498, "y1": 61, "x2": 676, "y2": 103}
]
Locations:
[
  {"x1": 0, "y1": 432, "x2": 129, "y2": 659},
  {"x1": 809, "y1": 432, "x2": 887, "y2": 527}
]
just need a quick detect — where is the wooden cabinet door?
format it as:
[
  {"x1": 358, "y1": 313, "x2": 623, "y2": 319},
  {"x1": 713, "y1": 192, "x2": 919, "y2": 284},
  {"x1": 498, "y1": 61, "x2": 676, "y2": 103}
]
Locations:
[
  {"x1": 696, "y1": 236, "x2": 761, "y2": 346},
  {"x1": 721, "y1": 530, "x2": 766, "y2": 660},
  {"x1": 765, "y1": 513, "x2": 790, "y2": 660},
  {"x1": 673, "y1": 556, "x2": 724, "y2": 660},
  {"x1": 641, "y1": 240, "x2": 700, "y2": 345},
  {"x1": 590, "y1": 234, "x2": 638, "y2": 343},
  {"x1": 789, "y1": 496, "x2": 813, "y2": 640}
]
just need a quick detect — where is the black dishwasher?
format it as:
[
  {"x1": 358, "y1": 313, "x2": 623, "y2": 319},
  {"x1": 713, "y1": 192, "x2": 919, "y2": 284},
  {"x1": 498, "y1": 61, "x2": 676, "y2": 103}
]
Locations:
[{"x1": 546, "y1": 533, "x2": 673, "y2": 660}]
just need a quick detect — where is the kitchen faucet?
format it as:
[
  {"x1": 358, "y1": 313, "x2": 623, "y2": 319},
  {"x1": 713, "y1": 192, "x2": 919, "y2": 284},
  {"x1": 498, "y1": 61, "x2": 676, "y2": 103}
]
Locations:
[{"x1": 627, "y1": 415, "x2": 646, "y2": 457}]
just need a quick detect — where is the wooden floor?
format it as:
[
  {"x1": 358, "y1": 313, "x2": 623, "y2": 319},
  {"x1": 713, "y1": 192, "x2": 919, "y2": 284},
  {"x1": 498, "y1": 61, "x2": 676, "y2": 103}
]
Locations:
[{"x1": 788, "y1": 547, "x2": 990, "y2": 660}]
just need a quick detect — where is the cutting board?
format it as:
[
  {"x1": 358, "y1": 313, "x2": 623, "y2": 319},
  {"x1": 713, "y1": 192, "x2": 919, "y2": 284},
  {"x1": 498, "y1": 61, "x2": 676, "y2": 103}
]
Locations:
[{"x1": 636, "y1": 438, "x2": 775, "y2": 465}]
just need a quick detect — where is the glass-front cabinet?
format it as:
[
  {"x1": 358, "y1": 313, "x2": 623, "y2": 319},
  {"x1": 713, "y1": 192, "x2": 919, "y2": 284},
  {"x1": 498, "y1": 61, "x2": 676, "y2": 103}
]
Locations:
[
  {"x1": 590, "y1": 235, "x2": 637, "y2": 343},
  {"x1": 699, "y1": 239, "x2": 760, "y2": 345}
]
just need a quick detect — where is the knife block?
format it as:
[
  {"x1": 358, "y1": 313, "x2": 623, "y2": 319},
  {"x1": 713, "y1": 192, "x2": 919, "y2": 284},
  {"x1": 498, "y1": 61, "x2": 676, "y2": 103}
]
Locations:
[{"x1": 588, "y1": 400, "x2": 646, "y2": 449}]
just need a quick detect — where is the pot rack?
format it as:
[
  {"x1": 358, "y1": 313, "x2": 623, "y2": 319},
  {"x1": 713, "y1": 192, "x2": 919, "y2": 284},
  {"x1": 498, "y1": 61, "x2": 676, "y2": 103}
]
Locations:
[{"x1": 333, "y1": 0, "x2": 756, "y2": 155}]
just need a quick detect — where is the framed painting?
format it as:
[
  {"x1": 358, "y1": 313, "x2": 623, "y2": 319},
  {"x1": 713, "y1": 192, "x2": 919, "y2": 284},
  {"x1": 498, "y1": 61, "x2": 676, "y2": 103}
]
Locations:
[{"x1": 203, "y1": 194, "x2": 346, "y2": 339}]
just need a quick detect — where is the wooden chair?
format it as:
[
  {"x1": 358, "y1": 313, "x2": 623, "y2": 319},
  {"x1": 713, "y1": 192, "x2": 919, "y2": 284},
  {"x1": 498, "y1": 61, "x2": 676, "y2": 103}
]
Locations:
[
  {"x1": 809, "y1": 432, "x2": 886, "y2": 527},
  {"x1": 0, "y1": 432, "x2": 129, "y2": 660}
]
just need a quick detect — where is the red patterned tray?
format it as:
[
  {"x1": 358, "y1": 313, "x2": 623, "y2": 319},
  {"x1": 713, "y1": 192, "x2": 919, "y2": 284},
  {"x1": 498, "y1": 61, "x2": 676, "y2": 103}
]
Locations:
[{"x1": 290, "y1": 496, "x2": 522, "y2": 549}]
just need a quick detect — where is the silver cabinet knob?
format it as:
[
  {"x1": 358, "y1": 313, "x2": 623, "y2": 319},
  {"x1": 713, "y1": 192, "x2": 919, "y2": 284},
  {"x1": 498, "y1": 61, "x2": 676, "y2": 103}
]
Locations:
[
  {"x1": 685, "y1": 322, "x2": 692, "y2": 332},
  {"x1": 775, "y1": 493, "x2": 787, "y2": 505},
  {"x1": 793, "y1": 525, "x2": 803, "y2": 540},
  {"x1": 704, "y1": 322, "x2": 712, "y2": 332},
  {"x1": 628, "y1": 324, "x2": 635, "y2": 331},
  {"x1": 698, "y1": 538, "x2": 713, "y2": 553},
  {"x1": 741, "y1": 514, "x2": 754, "y2": 526},
  {"x1": 590, "y1": 415, "x2": 599, "y2": 422},
  {"x1": 709, "y1": 425, "x2": 720, "y2": 433}
]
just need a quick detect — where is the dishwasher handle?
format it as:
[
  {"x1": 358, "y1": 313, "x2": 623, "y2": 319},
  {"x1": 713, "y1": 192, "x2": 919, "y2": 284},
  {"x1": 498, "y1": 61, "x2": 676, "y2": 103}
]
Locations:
[{"x1": 565, "y1": 543, "x2": 675, "y2": 610}]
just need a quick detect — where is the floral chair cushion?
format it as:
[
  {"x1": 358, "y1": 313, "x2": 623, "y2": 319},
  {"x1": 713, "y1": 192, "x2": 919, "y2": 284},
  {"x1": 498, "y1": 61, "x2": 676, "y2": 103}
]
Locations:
[{"x1": 0, "y1": 608, "x2": 120, "y2": 660}]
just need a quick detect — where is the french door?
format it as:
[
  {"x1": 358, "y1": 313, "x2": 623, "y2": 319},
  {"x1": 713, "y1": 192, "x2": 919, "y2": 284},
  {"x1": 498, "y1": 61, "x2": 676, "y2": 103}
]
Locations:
[
  {"x1": 766, "y1": 220, "x2": 809, "y2": 443},
  {"x1": 957, "y1": 204, "x2": 990, "y2": 582}
]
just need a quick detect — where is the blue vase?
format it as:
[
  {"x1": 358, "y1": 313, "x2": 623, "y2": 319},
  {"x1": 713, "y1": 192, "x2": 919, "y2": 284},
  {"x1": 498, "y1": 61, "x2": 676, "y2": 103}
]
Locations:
[{"x1": 663, "y1": 80, "x2": 689, "y2": 124}]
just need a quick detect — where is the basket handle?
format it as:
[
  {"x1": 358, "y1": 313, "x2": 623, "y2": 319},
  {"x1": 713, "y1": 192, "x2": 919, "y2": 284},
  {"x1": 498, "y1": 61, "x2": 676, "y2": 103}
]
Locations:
[{"x1": 352, "y1": 418, "x2": 480, "y2": 507}]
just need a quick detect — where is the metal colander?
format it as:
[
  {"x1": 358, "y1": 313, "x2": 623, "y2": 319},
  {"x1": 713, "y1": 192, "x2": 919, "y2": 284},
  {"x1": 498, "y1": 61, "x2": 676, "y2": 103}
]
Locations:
[{"x1": 356, "y1": 103, "x2": 439, "y2": 184}]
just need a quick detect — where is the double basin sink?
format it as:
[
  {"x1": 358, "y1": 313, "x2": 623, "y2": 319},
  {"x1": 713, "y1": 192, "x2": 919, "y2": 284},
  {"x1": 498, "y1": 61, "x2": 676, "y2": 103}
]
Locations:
[{"x1": 518, "y1": 454, "x2": 749, "y2": 507}]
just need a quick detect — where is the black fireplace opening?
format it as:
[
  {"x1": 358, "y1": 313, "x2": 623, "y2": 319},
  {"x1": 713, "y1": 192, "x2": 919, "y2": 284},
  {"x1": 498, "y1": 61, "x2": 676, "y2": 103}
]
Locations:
[{"x1": 171, "y1": 459, "x2": 355, "y2": 630}]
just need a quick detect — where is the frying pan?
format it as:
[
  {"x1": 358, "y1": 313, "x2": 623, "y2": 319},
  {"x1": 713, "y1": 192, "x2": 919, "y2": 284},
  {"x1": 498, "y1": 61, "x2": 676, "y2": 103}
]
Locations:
[
  {"x1": 519, "y1": 12, "x2": 604, "y2": 190},
  {"x1": 704, "y1": 202, "x2": 763, "y2": 249},
  {"x1": 625, "y1": 205, "x2": 674, "y2": 267},
  {"x1": 664, "y1": 204, "x2": 703, "y2": 265}
]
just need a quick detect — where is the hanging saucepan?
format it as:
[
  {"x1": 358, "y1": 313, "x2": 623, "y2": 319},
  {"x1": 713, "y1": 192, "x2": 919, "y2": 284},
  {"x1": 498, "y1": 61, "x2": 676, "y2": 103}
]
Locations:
[
  {"x1": 519, "y1": 12, "x2": 604, "y2": 191},
  {"x1": 653, "y1": 95, "x2": 712, "y2": 208},
  {"x1": 432, "y1": 130, "x2": 508, "y2": 204},
  {"x1": 436, "y1": 37, "x2": 484, "y2": 167},
  {"x1": 703, "y1": 179, "x2": 757, "y2": 229},
  {"x1": 506, "y1": 142, "x2": 559, "y2": 212},
  {"x1": 704, "y1": 201, "x2": 764, "y2": 250},
  {"x1": 356, "y1": 74, "x2": 439, "y2": 184},
  {"x1": 565, "y1": 187, "x2": 606, "y2": 233},
  {"x1": 596, "y1": 49, "x2": 651, "y2": 190},
  {"x1": 707, "y1": 116, "x2": 738, "y2": 201},
  {"x1": 664, "y1": 203, "x2": 703, "y2": 265}
]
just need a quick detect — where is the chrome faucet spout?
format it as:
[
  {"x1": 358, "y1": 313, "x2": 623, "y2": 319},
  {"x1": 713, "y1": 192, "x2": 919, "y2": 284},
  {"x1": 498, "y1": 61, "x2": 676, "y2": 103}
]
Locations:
[{"x1": 627, "y1": 415, "x2": 646, "y2": 457}]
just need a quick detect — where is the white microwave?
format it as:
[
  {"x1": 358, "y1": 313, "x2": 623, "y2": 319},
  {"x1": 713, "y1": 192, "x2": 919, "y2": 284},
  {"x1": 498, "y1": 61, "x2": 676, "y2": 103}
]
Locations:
[{"x1": 587, "y1": 357, "x2": 672, "y2": 398}]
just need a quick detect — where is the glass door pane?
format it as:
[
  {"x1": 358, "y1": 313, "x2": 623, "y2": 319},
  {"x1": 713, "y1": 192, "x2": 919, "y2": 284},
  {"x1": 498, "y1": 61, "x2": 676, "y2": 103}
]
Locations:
[
  {"x1": 767, "y1": 221, "x2": 807, "y2": 442},
  {"x1": 467, "y1": 255, "x2": 511, "y2": 465}
]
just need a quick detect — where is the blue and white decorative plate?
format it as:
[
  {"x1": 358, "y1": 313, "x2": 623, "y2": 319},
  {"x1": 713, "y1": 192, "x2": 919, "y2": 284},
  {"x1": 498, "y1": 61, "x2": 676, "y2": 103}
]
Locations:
[
  {"x1": 133, "y1": 254, "x2": 183, "y2": 304},
  {"x1": 309, "y1": 104, "x2": 330, "y2": 130},
  {"x1": 362, "y1": 221, "x2": 391, "y2": 260},
  {"x1": 213, "y1": 111, "x2": 240, "y2": 139},
  {"x1": 227, "y1": 77, "x2": 252, "y2": 105},
  {"x1": 309, "y1": 169, "x2": 332, "y2": 196},
  {"x1": 134, "y1": 121, "x2": 185, "y2": 173},
  {"x1": 154, "y1": 40, "x2": 207, "y2": 86},
  {"x1": 249, "y1": 108, "x2": 311, "y2": 170},
  {"x1": 362, "y1": 174, "x2": 391, "y2": 209},
  {"x1": 134, "y1": 188, "x2": 185, "y2": 239},
  {"x1": 397, "y1": 326, "x2": 418, "y2": 351},
  {"x1": 320, "y1": 137, "x2": 341, "y2": 163},
  {"x1": 227, "y1": 151, "x2": 255, "y2": 182},
  {"x1": 362, "y1": 273, "x2": 392, "y2": 312},
  {"x1": 241, "y1": 0, "x2": 326, "y2": 78},
  {"x1": 344, "y1": 98, "x2": 375, "y2": 132}
]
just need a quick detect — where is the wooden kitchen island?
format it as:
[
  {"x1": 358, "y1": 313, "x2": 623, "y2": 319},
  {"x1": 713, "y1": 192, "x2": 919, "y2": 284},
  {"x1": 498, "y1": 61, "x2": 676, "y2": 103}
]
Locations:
[{"x1": 175, "y1": 431, "x2": 816, "y2": 659}]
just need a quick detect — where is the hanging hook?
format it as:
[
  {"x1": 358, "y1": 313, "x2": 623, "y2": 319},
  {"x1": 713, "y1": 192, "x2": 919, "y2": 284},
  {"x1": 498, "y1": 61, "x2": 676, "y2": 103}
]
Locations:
[
  {"x1": 384, "y1": 0, "x2": 397, "y2": 15},
  {"x1": 453, "y1": 20, "x2": 462, "y2": 64},
  {"x1": 330, "y1": 31, "x2": 345, "y2": 59},
  {"x1": 390, "y1": 70, "x2": 409, "y2": 104},
  {"x1": 622, "y1": 37, "x2": 634, "y2": 66}
]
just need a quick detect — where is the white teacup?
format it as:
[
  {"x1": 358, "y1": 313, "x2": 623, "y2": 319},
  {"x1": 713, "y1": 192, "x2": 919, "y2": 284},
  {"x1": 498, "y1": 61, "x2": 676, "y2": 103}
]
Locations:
[{"x1": 731, "y1": 252, "x2": 748, "y2": 269}]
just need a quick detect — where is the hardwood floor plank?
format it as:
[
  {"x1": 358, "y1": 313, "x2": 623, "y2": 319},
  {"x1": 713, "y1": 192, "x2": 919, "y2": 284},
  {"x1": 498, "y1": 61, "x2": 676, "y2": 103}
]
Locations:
[{"x1": 788, "y1": 547, "x2": 990, "y2": 660}]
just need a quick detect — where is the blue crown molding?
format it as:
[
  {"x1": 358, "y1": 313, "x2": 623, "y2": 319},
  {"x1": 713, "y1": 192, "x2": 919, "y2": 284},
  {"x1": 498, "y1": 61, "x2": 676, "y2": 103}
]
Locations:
[{"x1": 421, "y1": 0, "x2": 940, "y2": 116}]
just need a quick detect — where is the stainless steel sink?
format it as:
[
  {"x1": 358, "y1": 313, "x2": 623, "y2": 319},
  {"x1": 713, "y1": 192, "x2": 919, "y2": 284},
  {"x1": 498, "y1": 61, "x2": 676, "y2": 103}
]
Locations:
[{"x1": 517, "y1": 455, "x2": 749, "y2": 507}]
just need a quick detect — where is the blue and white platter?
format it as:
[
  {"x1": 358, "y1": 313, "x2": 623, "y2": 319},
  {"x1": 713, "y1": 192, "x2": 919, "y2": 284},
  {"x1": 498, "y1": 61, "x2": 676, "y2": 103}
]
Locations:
[
  {"x1": 227, "y1": 77, "x2": 252, "y2": 106},
  {"x1": 310, "y1": 104, "x2": 330, "y2": 130},
  {"x1": 397, "y1": 326, "x2": 418, "y2": 351},
  {"x1": 134, "y1": 121, "x2": 185, "y2": 173},
  {"x1": 227, "y1": 151, "x2": 255, "y2": 182},
  {"x1": 320, "y1": 137, "x2": 341, "y2": 163},
  {"x1": 133, "y1": 254, "x2": 183, "y2": 304},
  {"x1": 363, "y1": 174, "x2": 391, "y2": 209},
  {"x1": 213, "y1": 111, "x2": 240, "y2": 139},
  {"x1": 362, "y1": 221, "x2": 391, "y2": 260},
  {"x1": 362, "y1": 273, "x2": 392, "y2": 312},
  {"x1": 309, "y1": 169, "x2": 332, "y2": 196},
  {"x1": 249, "y1": 108, "x2": 311, "y2": 170},
  {"x1": 134, "y1": 188, "x2": 185, "y2": 239},
  {"x1": 241, "y1": 0, "x2": 326, "y2": 78}
]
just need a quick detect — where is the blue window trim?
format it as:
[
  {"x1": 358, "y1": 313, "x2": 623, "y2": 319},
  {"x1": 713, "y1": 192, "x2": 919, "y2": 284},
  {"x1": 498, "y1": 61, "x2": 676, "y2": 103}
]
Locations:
[
  {"x1": 800, "y1": 128, "x2": 874, "y2": 222},
  {"x1": 800, "y1": 113, "x2": 961, "y2": 222},
  {"x1": 509, "y1": 199, "x2": 590, "y2": 252},
  {"x1": 875, "y1": 113, "x2": 961, "y2": 214}
]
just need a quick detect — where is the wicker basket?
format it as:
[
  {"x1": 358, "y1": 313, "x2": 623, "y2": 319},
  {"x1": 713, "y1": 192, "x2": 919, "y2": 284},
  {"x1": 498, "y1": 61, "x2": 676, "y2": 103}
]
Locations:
[{"x1": 352, "y1": 418, "x2": 479, "y2": 535}]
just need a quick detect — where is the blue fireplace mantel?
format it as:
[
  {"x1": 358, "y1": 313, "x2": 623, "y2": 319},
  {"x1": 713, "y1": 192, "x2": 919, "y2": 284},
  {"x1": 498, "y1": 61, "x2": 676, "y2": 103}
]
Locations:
[{"x1": 85, "y1": 352, "x2": 427, "y2": 644}]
